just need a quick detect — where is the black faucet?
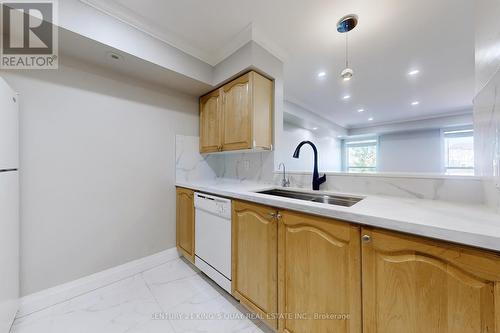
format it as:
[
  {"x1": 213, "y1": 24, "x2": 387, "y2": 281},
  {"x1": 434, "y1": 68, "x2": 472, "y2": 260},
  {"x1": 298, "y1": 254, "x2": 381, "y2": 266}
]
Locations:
[{"x1": 292, "y1": 141, "x2": 326, "y2": 190}]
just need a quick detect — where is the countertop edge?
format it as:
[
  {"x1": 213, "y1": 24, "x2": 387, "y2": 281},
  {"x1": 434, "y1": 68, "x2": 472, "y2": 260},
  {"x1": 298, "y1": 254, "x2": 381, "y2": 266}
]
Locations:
[{"x1": 175, "y1": 182, "x2": 500, "y2": 253}]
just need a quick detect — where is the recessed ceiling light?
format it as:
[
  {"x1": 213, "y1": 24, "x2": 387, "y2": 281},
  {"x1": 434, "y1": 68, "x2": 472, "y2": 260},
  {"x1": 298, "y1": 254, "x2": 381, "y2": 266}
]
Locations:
[
  {"x1": 408, "y1": 69, "x2": 420, "y2": 76},
  {"x1": 318, "y1": 71, "x2": 326, "y2": 78},
  {"x1": 411, "y1": 101, "x2": 420, "y2": 106},
  {"x1": 312, "y1": 127, "x2": 318, "y2": 130},
  {"x1": 357, "y1": 108, "x2": 365, "y2": 113},
  {"x1": 343, "y1": 95, "x2": 351, "y2": 100},
  {"x1": 368, "y1": 117, "x2": 374, "y2": 121}
]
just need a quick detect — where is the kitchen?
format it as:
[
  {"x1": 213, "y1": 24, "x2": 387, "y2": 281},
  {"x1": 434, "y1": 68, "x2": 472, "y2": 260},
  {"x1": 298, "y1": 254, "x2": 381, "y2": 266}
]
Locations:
[{"x1": 1, "y1": 0, "x2": 500, "y2": 332}]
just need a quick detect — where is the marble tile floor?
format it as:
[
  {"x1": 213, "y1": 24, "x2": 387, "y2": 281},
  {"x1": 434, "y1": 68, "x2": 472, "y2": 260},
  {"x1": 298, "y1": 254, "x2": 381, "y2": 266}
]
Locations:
[{"x1": 11, "y1": 257, "x2": 272, "y2": 333}]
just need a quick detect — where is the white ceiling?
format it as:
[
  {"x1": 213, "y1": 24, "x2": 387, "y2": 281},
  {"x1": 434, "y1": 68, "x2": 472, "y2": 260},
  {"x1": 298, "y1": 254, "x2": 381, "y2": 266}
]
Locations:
[{"x1": 81, "y1": 0, "x2": 474, "y2": 128}]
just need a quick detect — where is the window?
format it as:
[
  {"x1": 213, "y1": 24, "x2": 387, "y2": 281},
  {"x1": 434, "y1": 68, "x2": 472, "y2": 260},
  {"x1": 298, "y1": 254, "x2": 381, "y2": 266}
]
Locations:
[
  {"x1": 444, "y1": 129, "x2": 474, "y2": 175},
  {"x1": 344, "y1": 139, "x2": 378, "y2": 173}
]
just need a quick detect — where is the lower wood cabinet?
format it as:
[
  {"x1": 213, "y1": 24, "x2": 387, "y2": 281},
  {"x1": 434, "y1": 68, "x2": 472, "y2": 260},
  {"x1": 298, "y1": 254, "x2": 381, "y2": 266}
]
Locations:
[
  {"x1": 361, "y1": 227, "x2": 500, "y2": 333},
  {"x1": 232, "y1": 200, "x2": 278, "y2": 329},
  {"x1": 278, "y1": 210, "x2": 362, "y2": 333},
  {"x1": 228, "y1": 199, "x2": 500, "y2": 333},
  {"x1": 176, "y1": 187, "x2": 195, "y2": 263}
]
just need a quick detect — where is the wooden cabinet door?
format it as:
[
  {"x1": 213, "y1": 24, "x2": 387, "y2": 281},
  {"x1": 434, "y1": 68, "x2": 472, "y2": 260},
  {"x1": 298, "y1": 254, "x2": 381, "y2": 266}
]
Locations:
[
  {"x1": 176, "y1": 188, "x2": 194, "y2": 263},
  {"x1": 362, "y1": 227, "x2": 500, "y2": 333},
  {"x1": 222, "y1": 73, "x2": 252, "y2": 151},
  {"x1": 278, "y1": 210, "x2": 362, "y2": 333},
  {"x1": 232, "y1": 200, "x2": 278, "y2": 329},
  {"x1": 199, "y1": 89, "x2": 222, "y2": 153}
]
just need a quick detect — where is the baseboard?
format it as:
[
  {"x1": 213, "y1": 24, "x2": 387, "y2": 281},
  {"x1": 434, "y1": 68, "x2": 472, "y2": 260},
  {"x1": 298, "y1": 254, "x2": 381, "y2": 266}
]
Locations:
[
  {"x1": 17, "y1": 247, "x2": 180, "y2": 318},
  {"x1": 0, "y1": 299, "x2": 19, "y2": 333}
]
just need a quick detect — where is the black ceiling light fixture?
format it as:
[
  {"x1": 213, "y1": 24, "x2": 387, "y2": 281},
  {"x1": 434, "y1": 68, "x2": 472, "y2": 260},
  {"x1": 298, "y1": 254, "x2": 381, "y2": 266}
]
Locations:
[{"x1": 337, "y1": 14, "x2": 358, "y2": 81}]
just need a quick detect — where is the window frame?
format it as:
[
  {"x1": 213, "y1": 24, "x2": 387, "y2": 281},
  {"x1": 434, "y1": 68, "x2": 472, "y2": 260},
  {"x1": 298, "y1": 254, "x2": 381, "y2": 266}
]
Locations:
[
  {"x1": 442, "y1": 128, "x2": 475, "y2": 175},
  {"x1": 342, "y1": 138, "x2": 379, "y2": 173}
]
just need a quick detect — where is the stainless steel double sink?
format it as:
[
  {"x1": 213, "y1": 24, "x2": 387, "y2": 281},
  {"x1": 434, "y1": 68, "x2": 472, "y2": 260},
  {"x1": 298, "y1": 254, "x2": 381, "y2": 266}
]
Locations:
[{"x1": 257, "y1": 188, "x2": 363, "y2": 207}]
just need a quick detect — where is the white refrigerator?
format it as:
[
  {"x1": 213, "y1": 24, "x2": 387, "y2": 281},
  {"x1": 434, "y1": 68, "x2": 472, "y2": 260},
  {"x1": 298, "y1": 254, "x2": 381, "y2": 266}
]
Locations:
[{"x1": 0, "y1": 77, "x2": 19, "y2": 333}]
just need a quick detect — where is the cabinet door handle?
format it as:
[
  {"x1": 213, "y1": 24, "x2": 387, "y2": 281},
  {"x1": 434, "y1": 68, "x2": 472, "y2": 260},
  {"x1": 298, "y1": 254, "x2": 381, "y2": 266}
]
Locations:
[
  {"x1": 361, "y1": 235, "x2": 371, "y2": 243},
  {"x1": 268, "y1": 212, "x2": 282, "y2": 220}
]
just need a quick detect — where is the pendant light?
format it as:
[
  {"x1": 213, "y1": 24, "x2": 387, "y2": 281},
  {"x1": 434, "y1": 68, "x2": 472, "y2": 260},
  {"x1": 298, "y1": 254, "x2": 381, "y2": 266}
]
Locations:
[{"x1": 337, "y1": 14, "x2": 358, "y2": 81}]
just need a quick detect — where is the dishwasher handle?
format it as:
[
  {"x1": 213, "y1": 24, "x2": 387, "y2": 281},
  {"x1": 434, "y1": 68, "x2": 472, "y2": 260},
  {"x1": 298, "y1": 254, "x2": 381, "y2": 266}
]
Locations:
[
  {"x1": 194, "y1": 192, "x2": 232, "y2": 219},
  {"x1": 195, "y1": 194, "x2": 215, "y2": 201}
]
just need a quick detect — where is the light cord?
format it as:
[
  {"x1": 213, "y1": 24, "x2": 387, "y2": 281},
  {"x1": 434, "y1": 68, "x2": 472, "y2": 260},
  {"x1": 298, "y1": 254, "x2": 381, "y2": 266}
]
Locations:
[{"x1": 345, "y1": 32, "x2": 349, "y2": 68}]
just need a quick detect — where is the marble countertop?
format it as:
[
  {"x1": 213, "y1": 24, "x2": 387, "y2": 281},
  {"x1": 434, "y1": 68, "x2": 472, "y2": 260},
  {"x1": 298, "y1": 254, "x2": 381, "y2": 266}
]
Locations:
[{"x1": 176, "y1": 180, "x2": 500, "y2": 252}]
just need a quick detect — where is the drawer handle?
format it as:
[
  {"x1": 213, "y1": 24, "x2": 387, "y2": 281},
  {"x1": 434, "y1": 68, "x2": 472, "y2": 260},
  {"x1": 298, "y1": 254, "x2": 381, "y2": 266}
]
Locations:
[{"x1": 362, "y1": 235, "x2": 371, "y2": 243}]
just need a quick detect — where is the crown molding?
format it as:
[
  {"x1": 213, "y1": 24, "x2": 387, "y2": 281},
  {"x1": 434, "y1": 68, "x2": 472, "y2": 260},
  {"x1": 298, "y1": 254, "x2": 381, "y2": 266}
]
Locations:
[
  {"x1": 347, "y1": 109, "x2": 473, "y2": 130},
  {"x1": 79, "y1": 0, "x2": 216, "y2": 64},
  {"x1": 78, "y1": 0, "x2": 287, "y2": 67}
]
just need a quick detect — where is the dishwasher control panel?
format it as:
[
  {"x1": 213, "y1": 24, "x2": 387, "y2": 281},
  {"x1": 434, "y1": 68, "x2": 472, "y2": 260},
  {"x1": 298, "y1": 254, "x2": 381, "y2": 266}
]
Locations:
[{"x1": 194, "y1": 192, "x2": 231, "y2": 219}]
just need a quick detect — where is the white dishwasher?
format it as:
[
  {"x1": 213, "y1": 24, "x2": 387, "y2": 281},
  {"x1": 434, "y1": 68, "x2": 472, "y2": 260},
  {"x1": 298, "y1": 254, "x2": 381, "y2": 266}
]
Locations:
[{"x1": 194, "y1": 192, "x2": 232, "y2": 293}]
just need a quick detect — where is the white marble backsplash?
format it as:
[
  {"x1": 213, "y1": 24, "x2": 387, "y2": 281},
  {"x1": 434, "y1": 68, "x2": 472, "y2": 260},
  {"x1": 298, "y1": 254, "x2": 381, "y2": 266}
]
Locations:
[
  {"x1": 175, "y1": 135, "x2": 274, "y2": 185},
  {"x1": 176, "y1": 135, "x2": 497, "y2": 208},
  {"x1": 483, "y1": 178, "x2": 500, "y2": 213},
  {"x1": 175, "y1": 135, "x2": 223, "y2": 184},
  {"x1": 221, "y1": 151, "x2": 274, "y2": 184},
  {"x1": 474, "y1": 69, "x2": 500, "y2": 178},
  {"x1": 474, "y1": 66, "x2": 500, "y2": 211},
  {"x1": 274, "y1": 172, "x2": 487, "y2": 205}
]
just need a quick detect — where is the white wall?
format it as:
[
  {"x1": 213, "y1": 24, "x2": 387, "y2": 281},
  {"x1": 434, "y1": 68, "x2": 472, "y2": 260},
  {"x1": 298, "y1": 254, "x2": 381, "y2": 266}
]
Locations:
[
  {"x1": 474, "y1": 0, "x2": 500, "y2": 212},
  {"x1": 1, "y1": 57, "x2": 198, "y2": 295},
  {"x1": 282, "y1": 123, "x2": 341, "y2": 172},
  {"x1": 378, "y1": 130, "x2": 443, "y2": 173},
  {"x1": 474, "y1": 63, "x2": 500, "y2": 211},
  {"x1": 475, "y1": 0, "x2": 500, "y2": 94}
]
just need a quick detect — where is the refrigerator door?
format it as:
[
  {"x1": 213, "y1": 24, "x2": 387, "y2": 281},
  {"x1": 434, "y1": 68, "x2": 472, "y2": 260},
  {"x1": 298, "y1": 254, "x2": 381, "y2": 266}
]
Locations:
[
  {"x1": 0, "y1": 77, "x2": 18, "y2": 170},
  {"x1": 0, "y1": 171, "x2": 19, "y2": 333}
]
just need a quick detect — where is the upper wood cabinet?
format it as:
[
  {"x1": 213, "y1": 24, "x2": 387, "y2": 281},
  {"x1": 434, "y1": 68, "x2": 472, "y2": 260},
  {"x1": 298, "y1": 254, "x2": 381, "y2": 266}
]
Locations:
[
  {"x1": 361, "y1": 227, "x2": 500, "y2": 333},
  {"x1": 176, "y1": 187, "x2": 195, "y2": 263},
  {"x1": 221, "y1": 73, "x2": 252, "y2": 151},
  {"x1": 199, "y1": 89, "x2": 222, "y2": 153},
  {"x1": 232, "y1": 200, "x2": 278, "y2": 329},
  {"x1": 199, "y1": 71, "x2": 273, "y2": 153},
  {"x1": 278, "y1": 210, "x2": 362, "y2": 333}
]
